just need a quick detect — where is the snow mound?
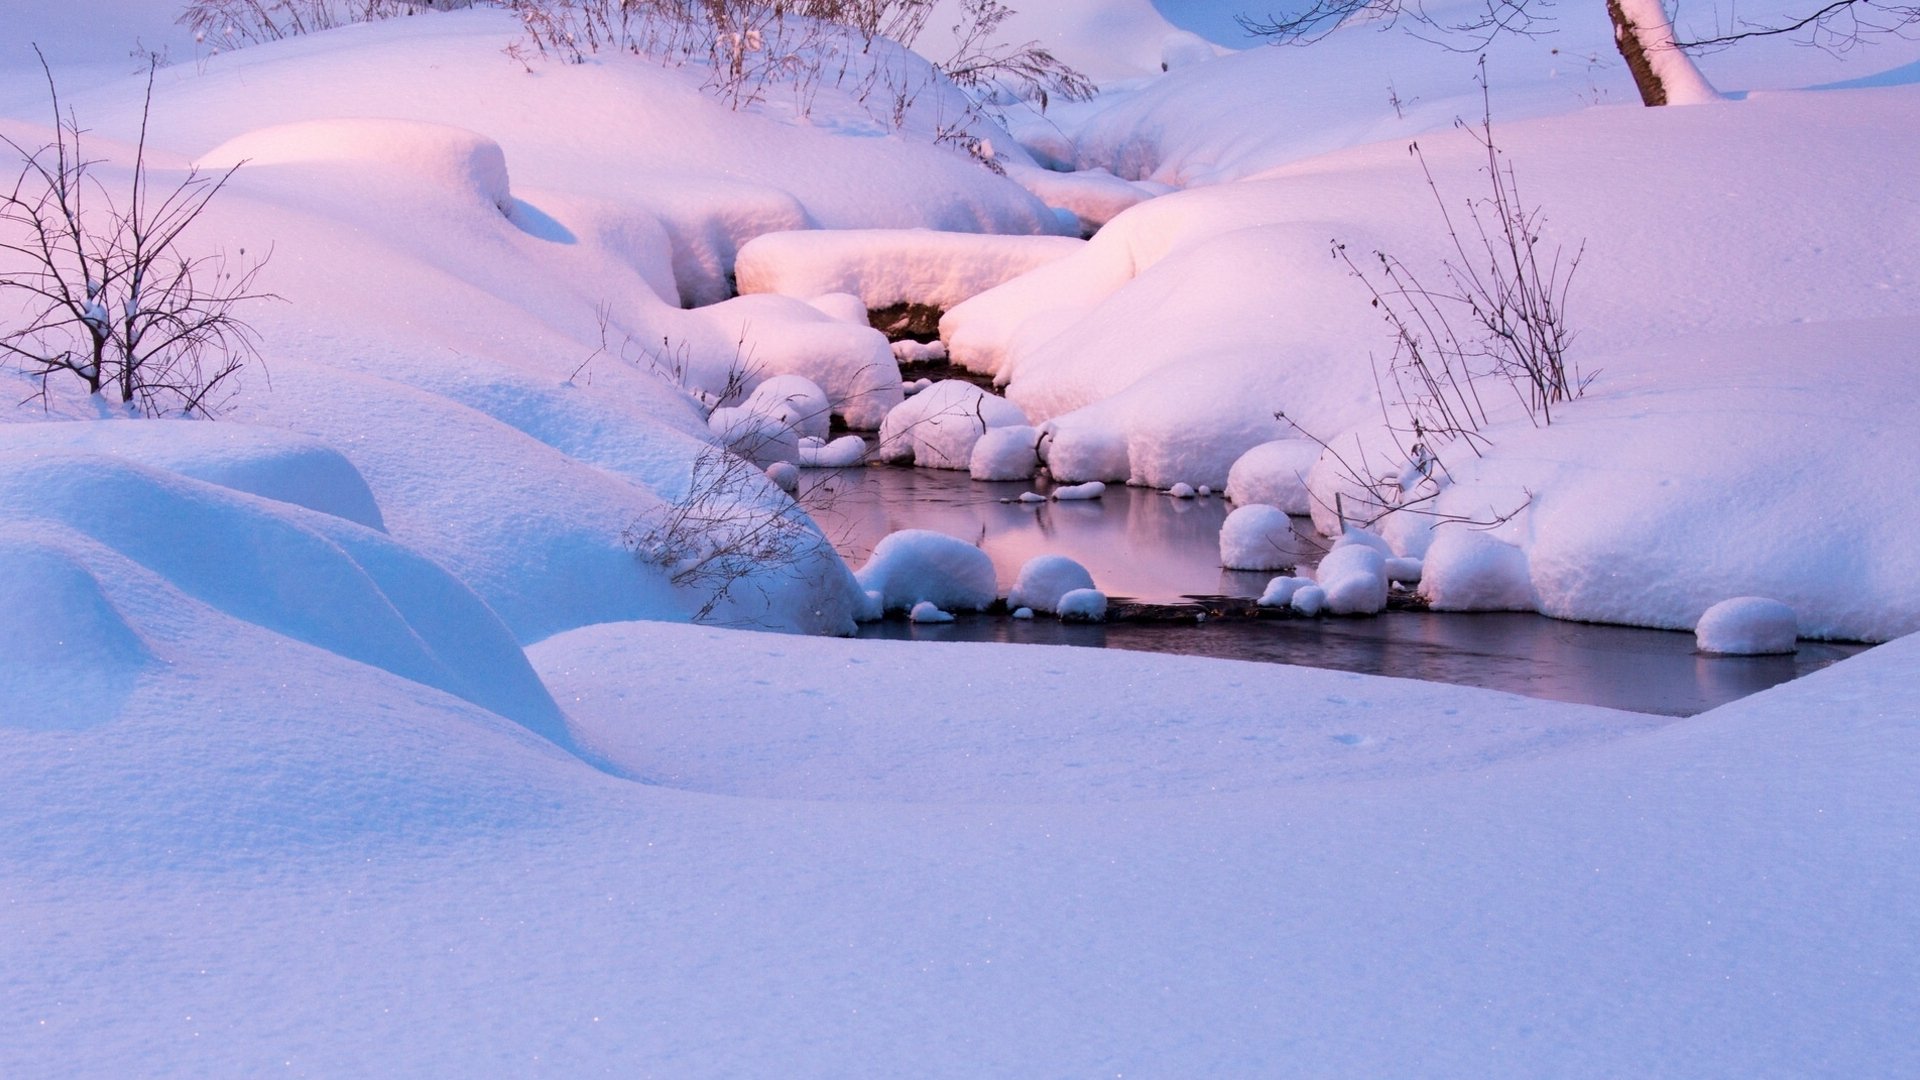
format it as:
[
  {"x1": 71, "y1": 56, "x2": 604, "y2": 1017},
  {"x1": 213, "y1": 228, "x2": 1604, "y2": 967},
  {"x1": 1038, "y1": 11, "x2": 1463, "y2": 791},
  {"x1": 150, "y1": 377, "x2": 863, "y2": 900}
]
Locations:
[
  {"x1": 1315, "y1": 540, "x2": 1390, "y2": 616},
  {"x1": 742, "y1": 374, "x2": 833, "y2": 441},
  {"x1": 1226, "y1": 438, "x2": 1320, "y2": 516},
  {"x1": 799, "y1": 434, "x2": 869, "y2": 469},
  {"x1": 678, "y1": 294, "x2": 903, "y2": 431},
  {"x1": 1051, "y1": 480, "x2": 1106, "y2": 501},
  {"x1": 1290, "y1": 584, "x2": 1327, "y2": 616},
  {"x1": 1221, "y1": 504, "x2": 1308, "y2": 571},
  {"x1": 853, "y1": 530, "x2": 996, "y2": 616},
  {"x1": 1419, "y1": 528, "x2": 1537, "y2": 612},
  {"x1": 1258, "y1": 575, "x2": 1311, "y2": 608},
  {"x1": 0, "y1": 420, "x2": 384, "y2": 530},
  {"x1": 1008, "y1": 554, "x2": 1098, "y2": 614},
  {"x1": 908, "y1": 600, "x2": 955, "y2": 624},
  {"x1": 876, "y1": 381, "x2": 1027, "y2": 469},
  {"x1": 708, "y1": 406, "x2": 801, "y2": 468},
  {"x1": 0, "y1": 452, "x2": 570, "y2": 747},
  {"x1": 1697, "y1": 597, "x2": 1799, "y2": 655},
  {"x1": 735, "y1": 228, "x2": 1083, "y2": 312},
  {"x1": 201, "y1": 117, "x2": 513, "y2": 213},
  {"x1": 970, "y1": 424, "x2": 1041, "y2": 480},
  {"x1": 1057, "y1": 588, "x2": 1108, "y2": 622},
  {"x1": 0, "y1": 529, "x2": 153, "y2": 732}
]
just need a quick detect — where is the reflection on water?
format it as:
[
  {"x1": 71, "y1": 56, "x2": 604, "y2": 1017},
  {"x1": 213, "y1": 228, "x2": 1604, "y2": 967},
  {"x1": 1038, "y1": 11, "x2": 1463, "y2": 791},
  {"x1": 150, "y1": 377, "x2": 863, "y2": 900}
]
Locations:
[{"x1": 802, "y1": 466, "x2": 1866, "y2": 716}]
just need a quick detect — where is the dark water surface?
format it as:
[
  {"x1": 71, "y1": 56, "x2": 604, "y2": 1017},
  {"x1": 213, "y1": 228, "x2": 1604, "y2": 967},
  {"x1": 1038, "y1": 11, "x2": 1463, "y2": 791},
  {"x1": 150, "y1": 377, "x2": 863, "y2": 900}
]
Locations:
[{"x1": 800, "y1": 466, "x2": 1865, "y2": 716}]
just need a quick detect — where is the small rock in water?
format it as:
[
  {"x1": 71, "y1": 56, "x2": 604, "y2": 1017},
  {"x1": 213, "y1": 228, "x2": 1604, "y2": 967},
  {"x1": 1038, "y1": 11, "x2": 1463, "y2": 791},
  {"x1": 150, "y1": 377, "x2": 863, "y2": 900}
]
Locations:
[
  {"x1": 1197, "y1": 485, "x2": 1213, "y2": 497},
  {"x1": 1696, "y1": 596, "x2": 1798, "y2": 655},
  {"x1": 1011, "y1": 606, "x2": 1035, "y2": 620},
  {"x1": 1015, "y1": 491, "x2": 1048, "y2": 504},
  {"x1": 1051, "y1": 481, "x2": 1105, "y2": 501},
  {"x1": 1167, "y1": 482, "x2": 1197, "y2": 499},
  {"x1": 1057, "y1": 588, "x2": 1108, "y2": 623}
]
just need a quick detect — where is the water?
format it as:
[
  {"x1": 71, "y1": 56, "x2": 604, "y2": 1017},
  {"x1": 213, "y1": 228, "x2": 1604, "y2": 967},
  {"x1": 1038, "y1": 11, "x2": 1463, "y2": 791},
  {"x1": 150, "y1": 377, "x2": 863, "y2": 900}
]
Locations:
[{"x1": 799, "y1": 465, "x2": 1865, "y2": 715}]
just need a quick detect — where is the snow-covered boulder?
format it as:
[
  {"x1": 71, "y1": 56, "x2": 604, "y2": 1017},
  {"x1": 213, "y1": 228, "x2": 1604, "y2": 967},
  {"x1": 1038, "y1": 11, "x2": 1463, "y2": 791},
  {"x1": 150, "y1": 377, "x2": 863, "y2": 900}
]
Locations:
[
  {"x1": 1314, "y1": 540, "x2": 1389, "y2": 617},
  {"x1": 1419, "y1": 529, "x2": 1536, "y2": 612},
  {"x1": 970, "y1": 425, "x2": 1042, "y2": 481},
  {"x1": 708, "y1": 406, "x2": 801, "y2": 468},
  {"x1": 1226, "y1": 439, "x2": 1320, "y2": 516},
  {"x1": 876, "y1": 382, "x2": 1028, "y2": 469},
  {"x1": 799, "y1": 435, "x2": 869, "y2": 469},
  {"x1": 1696, "y1": 597, "x2": 1799, "y2": 655},
  {"x1": 1220, "y1": 504, "x2": 1307, "y2": 571},
  {"x1": 1258, "y1": 575, "x2": 1311, "y2": 608},
  {"x1": 853, "y1": 530, "x2": 996, "y2": 616},
  {"x1": 1057, "y1": 588, "x2": 1109, "y2": 622},
  {"x1": 1008, "y1": 555, "x2": 1097, "y2": 615},
  {"x1": 743, "y1": 374, "x2": 832, "y2": 441}
]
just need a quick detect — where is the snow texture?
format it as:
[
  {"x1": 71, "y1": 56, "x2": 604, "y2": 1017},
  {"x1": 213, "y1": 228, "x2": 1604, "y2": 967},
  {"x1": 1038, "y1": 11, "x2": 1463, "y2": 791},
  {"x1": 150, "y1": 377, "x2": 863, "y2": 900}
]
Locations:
[
  {"x1": 735, "y1": 228, "x2": 1082, "y2": 311},
  {"x1": 969, "y1": 424, "x2": 1042, "y2": 480},
  {"x1": 876, "y1": 381, "x2": 1028, "y2": 469},
  {"x1": 1220, "y1": 504, "x2": 1309, "y2": 571}
]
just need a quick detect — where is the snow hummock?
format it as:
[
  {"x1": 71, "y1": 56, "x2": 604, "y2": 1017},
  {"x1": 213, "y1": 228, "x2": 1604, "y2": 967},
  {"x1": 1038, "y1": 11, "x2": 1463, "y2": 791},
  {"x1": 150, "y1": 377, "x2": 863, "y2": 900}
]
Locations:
[
  {"x1": 1697, "y1": 597, "x2": 1799, "y2": 655},
  {"x1": 799, "y1": 434, "x2": 869, "y2": 469},
  {"x1": 1419, "y1": 527, "x2": 1538, "y2": 613},
  {"x1": 1314, "y1": 538, "x2": 1391, "y2": 617},
  {"x1": 1057, "y1": 588, "x2": 1109, "y2": 622},
  {"x1": 875, "y1": 381, "x2": 1028, "y2": 469},
  {"x1": 853, "y1": 530, "x2": 997, "y2": 616},
  {"x1": 969, "y1": 424, "x2": 1042, "y2": 481},
  {"x1": 1050, "y1": 480, "x2": 1106, "y2": 501},
  {"x1": 1007, "y1": 554, "x2": 1098, "y2": 614},
  {"x1": 1220, "y1": 504, "x2": 1308, "y2": 571}
]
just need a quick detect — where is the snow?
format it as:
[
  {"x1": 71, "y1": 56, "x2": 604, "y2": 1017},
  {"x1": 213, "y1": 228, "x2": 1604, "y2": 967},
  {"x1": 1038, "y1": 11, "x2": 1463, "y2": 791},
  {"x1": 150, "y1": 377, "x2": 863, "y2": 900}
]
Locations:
[
  {"x1": 1258, "y1": 574, "x2": 1311, "y2": 608},
  {"x1": 1420, "y1": 527, "x2": 1538, "y2": 612},
  {"x1": 735, "y1": 228, "x2": 1082, "y2": 312},
  {"x1": 4, "y1": 2, "x2": 1920, "y2": 1075},
  {"x1": 1313, "y1": 538, "x2": 1391, "y2": 616},
  {"x1": 969, "y1": 423, "x2": 1042, "y2": 480},
  {"x1": 1050, "y1": 480, "x2": 1106, "y2": 501},
  {"x1": 852, "y1": 529, "x2": 998, "y2": 615},
  {"x1": 1697, "y1": 596, "x2": 1800, "y2": 655},
  {"x1": 1220, "y1": 503, "x2": 1309, "y2": 571},
  {"x1": 1226, "y1": 437, "x2": 1320, "y2": 516},
  {"x1": 908, "y1": 599, "x2": 956, "y2": 623},
  {"x1": 798, "y1": 434, "x2": 870, "y2": 469},
  {"x1": 875, "y1": 380, "x2": 1028, "y2": 469},
  {"x1": 1056, "y1": 587, "x2": 1109, "y2": 622},
  {"x1": 1007, "y1": 553, "x2": 1099, "y2": 614}
]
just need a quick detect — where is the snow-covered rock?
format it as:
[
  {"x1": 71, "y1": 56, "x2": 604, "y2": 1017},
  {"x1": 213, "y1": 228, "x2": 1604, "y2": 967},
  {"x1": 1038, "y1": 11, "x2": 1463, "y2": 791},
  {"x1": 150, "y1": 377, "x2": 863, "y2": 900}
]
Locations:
[
  {"x1": 1696, "y1": 597, "x2": 1799, "y2": 655},
  {"x1": 1419, "y1": 529, "x2": 1536, "y2": 612},
  {"x1": 969, "y1": 425, "x2": 1042, "y2": 481},
  {"x1": 1007, "y1": 555, "x2": 1098, "y2": 615},
  {"x1": 853, "y1": 530, "x2": 996, "y2": 616},
  {"x1": 743, "y1": 374, "x2": 832, "y2": 441},
  {"x1": 1057, "y1": 588, "x2": 1108, "y2": 622},
  {"x1": 1315, "y1": 541, "x2": 1390, "y2": 617},
  {"x1": 1221, "y1": 504, "x2": 1307, "y2": 571},
  {"x1": 875, "y1": 381, "x2": 1027, "y2": 469}
]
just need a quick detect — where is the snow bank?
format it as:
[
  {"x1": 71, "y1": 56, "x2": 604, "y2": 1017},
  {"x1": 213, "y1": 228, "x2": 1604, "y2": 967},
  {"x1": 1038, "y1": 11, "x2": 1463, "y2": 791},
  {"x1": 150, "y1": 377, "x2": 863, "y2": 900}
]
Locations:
[
  {"x1": 0, "y1": 450, "x2": 569, "y2": 746},
  {"x1": 200, "y1": 117, "x2": 514, "y2": 214},
  {"x1": 735, "y1": 228, "x2": 1082, "y2": 313},
  {"x1": 875, "y1": 381, "x2": 1028, "y2": 469},
  {"x1": 853, "y1": 530, "x2": 997, "y2": 615}
]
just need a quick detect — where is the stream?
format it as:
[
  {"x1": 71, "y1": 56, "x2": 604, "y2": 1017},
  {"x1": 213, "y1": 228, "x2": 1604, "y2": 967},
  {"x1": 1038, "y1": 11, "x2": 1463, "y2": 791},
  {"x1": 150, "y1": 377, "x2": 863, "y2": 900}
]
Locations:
[{"x1": 798, "y1": 465, "x2": 1864, "y2": 716}]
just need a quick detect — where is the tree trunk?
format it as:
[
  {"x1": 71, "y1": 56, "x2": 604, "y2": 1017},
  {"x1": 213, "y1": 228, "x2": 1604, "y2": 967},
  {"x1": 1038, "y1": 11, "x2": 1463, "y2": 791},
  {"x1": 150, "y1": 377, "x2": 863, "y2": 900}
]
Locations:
[{"x1": 1607, "y1": 0, "x2": 1724, "y2": 106}]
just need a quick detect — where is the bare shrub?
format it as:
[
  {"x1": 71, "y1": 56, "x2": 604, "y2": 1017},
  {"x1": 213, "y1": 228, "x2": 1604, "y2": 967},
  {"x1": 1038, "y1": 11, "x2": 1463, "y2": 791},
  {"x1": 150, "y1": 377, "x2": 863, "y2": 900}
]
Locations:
[
  {"x1": 1307, "y1": 61, "x2": 1580, "y2": 532},
  {"x1": 1, "y1": 52, "x2": 274, "y2": 416}
]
